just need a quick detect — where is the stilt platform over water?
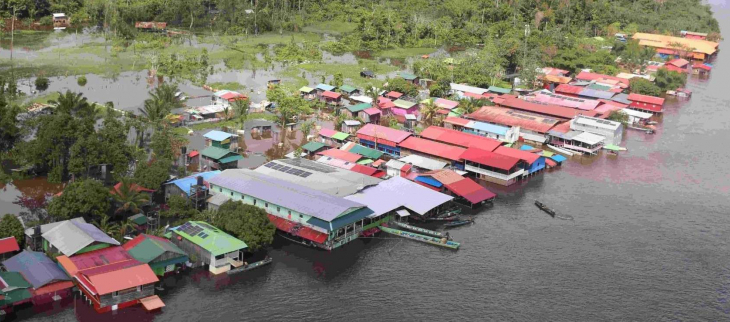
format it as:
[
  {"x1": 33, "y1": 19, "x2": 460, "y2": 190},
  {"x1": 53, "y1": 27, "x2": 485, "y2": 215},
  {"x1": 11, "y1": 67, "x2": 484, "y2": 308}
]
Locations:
[
  {"x1": 393, "y1": 222, "x2": 447, "y2": 238},
  {"x1": 379, "y1": 226, "x2": 460, "y2": 250}
]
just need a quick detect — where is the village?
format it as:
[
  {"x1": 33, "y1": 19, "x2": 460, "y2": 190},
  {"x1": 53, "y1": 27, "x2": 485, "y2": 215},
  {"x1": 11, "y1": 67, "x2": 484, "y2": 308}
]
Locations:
[{"x1": 0, "y1": 18, "x2": 721, "y2": 319}]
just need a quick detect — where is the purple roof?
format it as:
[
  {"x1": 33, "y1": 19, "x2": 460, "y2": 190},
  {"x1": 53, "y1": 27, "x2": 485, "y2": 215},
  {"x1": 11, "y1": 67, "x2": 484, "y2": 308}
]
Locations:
[
  {"x1": 72, "y1": 221, "x2": 120, "y2": 246},
  {"x1": 344, "y1": 177, "x2": 453, "y2": 217},
  {"x1": 208, "y1": 169, "x2": 366, "y2": 222},
  {"x1": 3, "y1": 250, "x2": 70, "y2": 289}
]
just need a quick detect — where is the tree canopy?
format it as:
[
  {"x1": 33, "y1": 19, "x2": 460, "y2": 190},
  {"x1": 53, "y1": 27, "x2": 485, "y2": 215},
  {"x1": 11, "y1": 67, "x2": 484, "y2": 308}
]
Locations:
[
  {"x1": 215, "y1": 201, "x2": 276, "y2": 251},
  {"x1": 47, "y1": 179, "x2": 111, "y2": 221},
  {"x1": 0, "y1": 215, "x2": 24, "y2": 248}
]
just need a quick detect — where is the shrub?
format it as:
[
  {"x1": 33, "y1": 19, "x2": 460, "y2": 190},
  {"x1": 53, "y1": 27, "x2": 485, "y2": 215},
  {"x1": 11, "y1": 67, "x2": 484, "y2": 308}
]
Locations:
[
  {"x1": 77, "y1": 75, "x2": 87, "y2": 86},
  {"x1": 35, "y1": 76, "x2": 49, "y2": 92}
]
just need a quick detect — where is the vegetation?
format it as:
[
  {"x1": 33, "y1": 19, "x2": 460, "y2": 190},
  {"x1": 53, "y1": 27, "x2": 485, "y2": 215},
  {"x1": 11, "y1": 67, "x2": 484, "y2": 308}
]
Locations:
[
  {"x1": 0, "y1": 215, "x2": 24, "y2": 247},
  {"x1": 111, "y1": 177, "x2": 150, "y2": 216},
  {"x1": 77, "y1": 75, "x2": 88, "y2": 86},
  {"x1": 0, "y1": 79, "x2": 21, "y2": 153},
  {"x1": 630, "y1": 78, "x2": 662, "y2": 96},
  {"x1": 34, "y1": 76, "x2": 49, "y2": 91},
  {"x1": 384, "y1": 77, "x2": 418, "y2": 97},
  {"x1": 47, "y1": 179, "x2": 111, "y2": 221},
  {"x1": 214, "y1": 201, "x2": 276, "y2": 252},
  {"x1": 607, "y1": 110, "x2": 630, "y2": 125}
]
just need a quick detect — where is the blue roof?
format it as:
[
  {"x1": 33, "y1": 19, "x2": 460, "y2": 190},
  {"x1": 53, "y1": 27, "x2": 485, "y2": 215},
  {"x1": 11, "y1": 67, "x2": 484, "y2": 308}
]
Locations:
[
  {"x1": 316, "y1": 84, "x2": 335, "y2": 91},
  {"x1": 470, "y1": 121, "x2": 508, "y2": 136},
  {"x1": 2, "y1": 250, "x2": 70, "y2": 289},
  {"x1": 550, "y1": 154, "x2": 567, "y2": 163},
  {"x1": 578, "y1": 88, "x2": 615, "y2": 100},
  {"x1": 306, "y1": 207, "x2": 374, "y2": 231},
  {"x1": 519, "y1": 145, "x2": 535, "y2": 151},
  {"x1": 204, "y1": 130, "x2": 233, "y2": 142},
  {"x1": 415, "y1": 176, "x2": 443, "y2": 188},
  {"x1": 168, "y1": 171, "x2": 221, "y2": 196}
]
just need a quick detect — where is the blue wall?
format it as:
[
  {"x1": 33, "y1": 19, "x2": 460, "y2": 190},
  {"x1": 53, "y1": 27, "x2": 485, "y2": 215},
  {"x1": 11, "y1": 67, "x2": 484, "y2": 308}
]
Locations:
[
  {"x1": 360, "y1": 139, "x2": 401, "y2": 156},
  {"x1": 528, "y1": 157, "x2": 546, "y2": 174}
]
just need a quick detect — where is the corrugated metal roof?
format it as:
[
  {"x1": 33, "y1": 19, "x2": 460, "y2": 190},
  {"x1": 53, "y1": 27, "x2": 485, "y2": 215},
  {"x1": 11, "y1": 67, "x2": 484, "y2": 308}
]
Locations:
[
  {"x1": 322, "y1": 91, "x2": 341, "y2": 99},
  {"x1": 466, "y1": 106, "x2": 560, "y2": 134},
  {"x1": 434, "y1": 98, "x2": 459, "y2": 110},
  {"x1": 572, "y1": 115, "x2": 621, "y2": 131},
  {"x1": 210, "y1": 169, "x2": 369, "y2": 222},
  {"x1": 316, "y1": 84, "x2": 335, "y2": 91},
  {"x1": 42, "y1": 221, "x2": 119, "y2": 257},
  {"x1": 572, "y1": 131, "x2": 605, "y2": 145},
  {"x1": 339, "y1": 85, "x2": 357, "y2": 93},
  {"x1": 445, "y1": 178, "x2": 496, "y2": 204},
  {"x1": 576, "y1": 87, "x2": 615, "y2": 100},
  {"x1": 611, "y1": 93, "x2": 632, "y2": 105},
  {"x1": 84, "y1": 264, "x2": 158, "y2": 295},
  {"x1": 2, "y1": 250, "x2": 70, "y2": 289},
  {"x1": 628, "y1": 93, "x2": 665, "y2": 105},
  {"x1": 317, "y1": 149, "x2": 362, "y2": 163},
  {"x1": 344, "y1": 177, "x2": 453, "y2": 217},
  {"x1": 398, "y1": 137, "x2": 466, "y2": 162},
  {"x1": 299, "y1": 86, "x2": 315, "y2": 93},
  {"x1": 363, "y1": 107, "x2": 381, "y2": 116},
  {"x1": 350, "y1": 95, "x2": 373, "y2": 104},
  {"x1": 555, "y1": 84, "x2": 584, "y2": 95},
  {"x1": 494, "y1": 146, "x2": 541, "y2": 164},
  {"x1": 488, "y1": 86, "x2": 511, "y2": 94},
  {"x1": 204, "y1": 130, "x2": 233, "y2": 142},
  {"x1": 398, "y1": 155, "x2": 447, "y2": 171},
  {"x1": 332, "y1": 132, "x2": 350, "y2": 140},
  {"x1": 349, "y1": 144, "x2": 383, "y2": 160},
  {"x1": 450, "y1": 83, "x2": 489, "y2": 94},
  {"x1": 301, "y1": 141, "x2": 327, "y2": 152},
  {"x1": 256, "y1": 159, "x2": 381, "y2": 196},
  {"x1": 0, "y1": 237, "x2": 19, "y2": 254},
  {"x1": 575, "y1": 71, "x2": 630, "y2": 86},
  {"x1": 356, "y1": 124, "x2": 412, "y2": 144},
  {"x1": 172, "y1": 221, "x2": 247, "y2": 256},
  {"x1": 393, "y1": 99, "x2": 417, "y2": 109},
  {"x1": 443, "y1": 117, "x2": 471, "y2": 127},
  {"x1": 632, "y1": 32, "x2": 718, "y2": 55},
  {"x1": 526, "y1": 90, "x2": 601, "y2": 111},
  {"x1": 415, "y1": 176, "x2": 443, "y2": 188},
  {"x1": 165, "y1": 171, "x2": 221, "y2": 197},
  {"x1": 497, "y1": 96, "x2": 599, "y2": 119},
  {"x1": 461, "y1": 147, "x2": 520, "y2": 171},
  {"x1": 25, "y1": 217, "x2": 86, "y2": 238},
  {"x1": 122, "y1": 235, "x2": 187, "y2": 264},
  {"x1": 420, "y1": 126, "x2": 502, "y2": 151},
  {"x1": 400, "y1": 72, "x2": 417, "y2": 80},
  {"x1": 318, "y1": 128, "x2": 337, "y2": 138},
  {"x1": 469, "y1": 121, "x2": 509, "y2": 136},
  {"x1": 201, "y1": 146, "x2": 236, "y2": 160},
  {"x1": 347, "y1": 103, "x2": 371, "y2": 113}
]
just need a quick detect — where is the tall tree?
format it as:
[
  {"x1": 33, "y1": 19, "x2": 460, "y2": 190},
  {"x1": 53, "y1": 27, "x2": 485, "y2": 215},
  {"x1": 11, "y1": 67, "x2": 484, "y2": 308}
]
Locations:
[
  {"x1": 0, "y1": 215, "x2": 24, "y2": 247},
  {"x1": 47, "y1": 179, "x2": 111, "y2": 221},
  {"x1": 214, "y1": 201, "x2": 275, "y2": 252},
  {"x1": 111, "y1": 177, "x2": 150, "y2": 216}
]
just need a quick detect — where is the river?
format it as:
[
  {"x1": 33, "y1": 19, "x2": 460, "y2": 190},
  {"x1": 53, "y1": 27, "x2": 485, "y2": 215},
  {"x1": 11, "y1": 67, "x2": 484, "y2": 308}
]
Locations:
[{"x1": 10, "y1": 2, "x2": 730, "y2": 322}]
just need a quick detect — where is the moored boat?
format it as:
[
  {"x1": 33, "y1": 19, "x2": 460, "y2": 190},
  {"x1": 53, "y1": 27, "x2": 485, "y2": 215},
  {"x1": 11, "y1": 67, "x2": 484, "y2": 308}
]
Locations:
[
  {"x1": 444, "y1": 219, "x2": 473, "y2": 228},
  {"x1": 227, "y1": 257, "x2": 273, "y2": 275},
  {"x1": 547, "y1": 144, "x2": 575, "y2": 156},
  {"x1": 534, "y1": 200, "x2": 557, "y2": 218},
  {"x1": 426, "y1": 215, "x2": 459, "y2": 221}
]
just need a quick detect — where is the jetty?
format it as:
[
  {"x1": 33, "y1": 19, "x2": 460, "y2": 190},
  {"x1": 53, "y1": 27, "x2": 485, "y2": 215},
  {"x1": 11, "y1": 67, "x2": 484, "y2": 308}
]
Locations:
[
  {"x1": 379, "y1": 226, "x2": 460, "y2": 250},
  {"x1": 393, "y1": 222, "x2": 447, "y2": 238}
]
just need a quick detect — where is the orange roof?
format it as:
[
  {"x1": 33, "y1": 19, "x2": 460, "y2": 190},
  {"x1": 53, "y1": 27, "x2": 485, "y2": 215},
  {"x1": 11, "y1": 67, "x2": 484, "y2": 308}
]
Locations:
[
  {"x1": 632, "y1": 32, "x2": 718, "y2": 55},
  {"x1": 56, "y1": 256, "x2": 78, "y2": 276},
  {"x1": 84, "y1": 264, "x2": 158, "y2": 295},
  {"x1": 140, "y1": 295, "x2": 166, "y2": 311},
  {"x1": 32, "y1": 281, "x2": 75, "y2": 296}
]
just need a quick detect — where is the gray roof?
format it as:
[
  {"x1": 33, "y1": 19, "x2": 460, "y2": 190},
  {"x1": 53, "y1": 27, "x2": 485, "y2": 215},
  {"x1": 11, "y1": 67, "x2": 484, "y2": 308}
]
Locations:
[
  {"x1": 207, "y1": 169, "x2": 367, "y2": 222},
  {"x1": 398, "y1": 155, "x2": 447, "y2": 171},
  {"x1": 344, "y1": 177, "x2": 453, "y2": 217},
  {"x1": 207, "y1": 193, "x2": 231, "y2": 207},
  {"x1": 24, "y1": 217, "x2": 86, "y2": 237},
  {"x1": 2, "y1": 250, "x2": 70, "y2": 289},
  {"x1": 253, "y1": 158, "x2": 381, "y2": 197},
  {"x1": 42, "y1": 220, "x2": 120, "y2": 256},
  {"x1": 611, "y1": 93, "x2": 632, "y2": 105}
]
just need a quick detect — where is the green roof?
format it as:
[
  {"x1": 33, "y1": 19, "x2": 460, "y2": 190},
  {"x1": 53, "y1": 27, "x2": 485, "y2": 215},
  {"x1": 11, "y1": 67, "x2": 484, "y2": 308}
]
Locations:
[
  {"x1": 301, "y1": 141, "x2": 327, "y2": 152},
  {"x1": 448, "y1": 108, "x2": 464, "y2": 117},
  {"x1": 541, "y1": 151, "x2": 555, "y2": 157},
  {"x1": 400, "y1": 72, "x2": 418, "y2": 80},
  {"x1": 332, "y1": 132, "x2": 350, "y2": 141},
  {"x1": 488, "y1": 86, "x2": 511, "y2": 94},
  {"x1": 393, "y1": 99, "x2": 417, "y2": 109},
  {"x1": 347, "y1": 103, "x2": 371, "y2": 113},
  {"x1": 299, "y1": 86, "x2": 315, "y2": 93},
  {"x1": 129, "y1": 213, "x2": 148, "y2": 225},
  {"x1": 357, "y1": 159, "x2": 373, "y2": 165},
  {"x1": 201, "y1": 146, "x2": 237, "y2": 161},
  {"x1": 127, "y1": 236, "x2": 187, "y2": 264},
  {"x1": 0, "y1": 272, "x2": 31, "y2": 289},
  {"x1": 586, "y1": 83, "x2": 612, "y2": 91},
  {"x1": 219, "y1": 154, "x2": 244, "y2": 164},
  {"x1": 339, "y1": 85, "x2": 357, "y2": 93},
  {"x1": 349, "y1": 144, "x2": 383, "y2": 160},
  {"x1": 174, "y1": 221, "x2": 247, "y2": 256}
]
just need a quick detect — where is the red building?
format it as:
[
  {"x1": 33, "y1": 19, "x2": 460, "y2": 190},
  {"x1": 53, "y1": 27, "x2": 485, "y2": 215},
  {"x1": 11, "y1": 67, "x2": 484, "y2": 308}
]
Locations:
[
  {"x1": 419, "y1": 126, "x2": 502, "y2": 151},
  {"x1": 627, "y1": 93, "x2": 665, "y2": 114}
]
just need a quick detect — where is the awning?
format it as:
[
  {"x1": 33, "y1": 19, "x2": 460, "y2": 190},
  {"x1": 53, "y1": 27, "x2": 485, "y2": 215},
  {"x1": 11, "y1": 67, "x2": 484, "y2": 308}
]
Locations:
[
  {"x1": 545, "y1": 158, "x2": 558, "y2": 168},
  {"x1": 219, "y1": 154, "x2": 244, "y2": 164},
  {"x1": 396, "y1": 209, "x2": 410, "y2": 217},
  {"x1": 140, "y1": 295, "x2": 165, "y2": 311}
]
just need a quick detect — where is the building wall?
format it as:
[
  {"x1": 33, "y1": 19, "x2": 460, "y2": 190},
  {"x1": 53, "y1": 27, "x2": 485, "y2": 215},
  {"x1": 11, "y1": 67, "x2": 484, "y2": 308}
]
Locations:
[
  {"x1": 570, "y1": 120, "x2": 623, "y2": 146},
  {"x1": 359, "y1": 138, "x2": 401, "y2": 156},
  {"x1": 171, "y1": 232, "x2": 212, "y2": 266},
  {"x1": 98, "y1": 284, "x2": 155, "y2": 309}
]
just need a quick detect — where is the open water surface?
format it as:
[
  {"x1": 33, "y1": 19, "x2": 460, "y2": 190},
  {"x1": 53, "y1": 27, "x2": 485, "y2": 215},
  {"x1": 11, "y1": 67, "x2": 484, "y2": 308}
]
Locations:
[{"x1": 7, "y1": 2, "x2": 730, "y2": 321}]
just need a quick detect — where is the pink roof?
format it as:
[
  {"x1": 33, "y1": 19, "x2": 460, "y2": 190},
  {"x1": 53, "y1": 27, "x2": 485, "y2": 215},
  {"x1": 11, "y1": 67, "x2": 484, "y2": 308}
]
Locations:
[
  {"x1": 318, "y1": 128, "x2": 337, "y2": 138},
  {"x1": 467, "y1": 106, "x2": 559, "y2": 134},
  {"x1": 386, "y1": 91, "x2": 403, "y2": 99},
  {"x1": 316, "y1": 149, "x2": 362, "y2": 163},
  {"x1": 594, "y1": 101, "x2": 626, "y2": 115},
  {"x1": 555, "y1": 84, "x2": 584, "y2": 95},
  {"x1": 0, "y1": 237, "x2": 19, "y2": 254},
  {"x1": 628, "y1": 93, "x2": 665, "y2": 105},
  {"x1": 443, "y1": 117, "x2": 471, "y2": 127},
  {"x1": 434, "y1": 98, "x2": 459, "y2": 110},
  {"x1": 83, "y1": 264, "x2": 158, "y2": 295},
  {"x1": 549, "y1": 122, "x2": 572, "y2": 134},
  {"x1": 497, "y1": 96, "x2": 600, "y2": 119},
  {"x1": 363, "y1": 107, "x2": 381, "y2": 116},
  {"x1": 575, "y1": 71, "x2": 630, "y2": 86},
  {"x1": 356, "y1": 124, "x2": 412, "y2": 144},
  {"x1": 420, "y1": 126, "x2": 502, "y2": 151},
  {"x1": 464, "y1": 92, "x2": 485, "y2": 99},
  {"x1": 445, "y1": 178, "x2": 496, "y2": 204},
  {"x1": 377, "y1": 97, "x2": 395, "y2": 109},
  {"x1": 542, "y1": 67, "x2": 569, "y2": 76},
  {"x1": 398, "y1": 137, "x2": 467, "y2": 162},
  {"x1": 527, "y1": 92, "x2": 600, "y2": 111},
  {"x1": 666, "y1": 58, "x2": 689, "y2": 68},
  {"x1": 188, "y1": 150, "x2": 199, "y2": 158},
  {"x1": 220, "y1": 92, "x2": 247, "y2": 101},
  {"x1": 663, "y1": 65, "x2": 688, "y2": 73},
  {"x1": 322, "y1": 91, "x2": 342, "y2": 99},
  {"x1": 494, "y1": 146, "x2": 541, "y2": 165},
  {"x1": 460, "y1": 147, "x2": 520, "y2": 171}
]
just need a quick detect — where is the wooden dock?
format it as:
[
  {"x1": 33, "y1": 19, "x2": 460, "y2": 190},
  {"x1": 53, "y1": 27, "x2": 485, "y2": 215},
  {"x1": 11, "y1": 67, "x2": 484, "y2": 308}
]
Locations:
[
  {"x1": 379, "y1": 226, "x2": 460, "y2": 250},
  {"x1": 393, "y1": 222, "x2": 446, "y2": 238}
]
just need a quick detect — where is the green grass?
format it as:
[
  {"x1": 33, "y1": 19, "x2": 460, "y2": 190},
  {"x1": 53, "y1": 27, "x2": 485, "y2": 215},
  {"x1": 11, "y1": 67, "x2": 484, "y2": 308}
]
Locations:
[
  {"x1": 20, "y1": 92, "x2": 59, "y2": 106},
  {"x1": 303, "y1": 21, "x2": 358, "y2": 35},
  {"x1": 280, "y1": 60, "x2": 398, "y2": 91},
  {"x1": 375, "y1": 47, "x2": 438, "y2": 59}
]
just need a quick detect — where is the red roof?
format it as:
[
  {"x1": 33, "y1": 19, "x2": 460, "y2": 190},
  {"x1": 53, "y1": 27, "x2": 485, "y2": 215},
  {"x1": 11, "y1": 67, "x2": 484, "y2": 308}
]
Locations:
[
  {"x1": 444, "y1": 179, "x2": 496, "y2": 204},
  {"x1": 693, "y1": 62, "x2": 712, "y2": 71},
  {"x1": 549, "y1": 122, "x2": 572, "y2": 134},
  {"x1": 82, "y1": 264, "x2": 158, "y2": 295},
  {"x1": 65, "y1": 246, "x2": 136, "y2": 272},
  {"x1": 318, "y1": 128, "x2": 337, "y2": 138},
  {"x1": 466, "y1": 106, "x2": 559, "y2": 134},
  {"x1": 377, "y1": 97, "x2": 394, "y2": 109},
  {"x1": 666, "y1": 58, "x2": 689, "y2": 68},
  {"x1": 555, "y1": 84, "x2": 584, "y2": 95},
  {"x1": 349, "y1": 164, "x2": 379, "y2": 176},
  {"x1": 386, "y1": 91, "x2": 403, "y2": 99},
  {"x1": 542, "y1": 67, "x2": 569, "y2": 76},
  {"x1": 363, "y1": 107, "x2": 381, "y2": 116},
  {"x1": 356, "y1": 124, "x2": 412, "y2": 144},
  {"x1": 460, "y1": 147, "x2": 520, "y2": 171},
  {"x1": 220, "y1": 92, "x2": 247, "y2": 102},
  {"x1": 32, "y1": 281, "x2": 74, "y2": 296},
  {"x1": 628, "y1": 93, "x2": 665, "y2": 105},
  {"x1": 0, "y1": 237, "x2": 19, "y2": 254},
  {"x1": 398, "y1": 137, "x2": 466, "y2": 162},
  {"x1": 322, "y1": 91, "x2": 342, "y2": 99},
  {"x1": 656, "y1": 48, "x2": 677, "y2": 55},
  {"x1": 316, "y1": 149, "x2": 362, "y2": 163},
  {"x1": 443, "y1": 117, "x2": 471, "y2": 127},
  {"x1": 420, "y1": 126, "x2": 502, "y2": 151},
  {"x1": 497, "y1": 96, "x2": 599, "y2": 120},
  {"x1": 494, "y1": 146, "x2": 541, "y2": 165},
  {"x1": 188, "y1": 150, "x2": 199, "y2": 158},
  {"x1": 267, "y1": 215, "x2": 327, "y2": 244},
  {"x1": 111, "y1": 181, "x2": 155, "y2": 195},
  {"x1": 662, "y1": 65, "x2": 688, "y2": 73},
  {"x1": 575, "y1": 71, "x2": 630, "y2": 86}
]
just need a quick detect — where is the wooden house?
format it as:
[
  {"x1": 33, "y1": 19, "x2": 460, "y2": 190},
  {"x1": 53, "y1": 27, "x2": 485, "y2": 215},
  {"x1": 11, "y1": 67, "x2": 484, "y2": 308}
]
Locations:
[
  {"x1": 56, "y1": 246, "x2": 161, "y2": 313},
  {"x1": 318, "y1": 128, "x2": 350, "y2": 147},
  {"x1": 299, "y1": 86, "x2": 316, "y2": 100},
  {"x1": 52, "y1": 13, "x2": 69, "y2": 29},
  {"x1": 2, "y1": 250, "x2": 74, "y2": 305},
  {"x1": 339, "y1": 85, "x2": 359, "y2": 97},
  {"x1": 301, "y1": 141, "x2": 329, "y2": 157},
  {"x1": 360, "y1": 107, "x2": 381, "y2": 124},
  {"x1": 200, "y1": 146, "x2": 243, "y2": 170},
  {"x1": 163, "y1": 170, "x2": 221, "y2": 203},
  {"x1": 315, "y1": 84, "x2": 336, "y2": 97},
  {"x1": 342, "y1": 120, "x2": 362, "y2": 134},
  {"x1": 399, "y1": 72, "x2": 419, "y2": 85},
  {"x1": 169, "y1": 221, "x2": 247, "y2": 275},
  {"x1": 320, "y1": 91, "x2": 343, "y2": 106},
  {"x1": 41, "y1": 220, "x2": 120, "y2": 257},
  {"x1": 203, "y1": 130, "x2": 237, "y2": 150},
  {"x1": 122, "y1": 234, "x2": 189, "y2": 277},
  {"x1": 24, "y1": 218, "x2": 86, "y2": 252}
]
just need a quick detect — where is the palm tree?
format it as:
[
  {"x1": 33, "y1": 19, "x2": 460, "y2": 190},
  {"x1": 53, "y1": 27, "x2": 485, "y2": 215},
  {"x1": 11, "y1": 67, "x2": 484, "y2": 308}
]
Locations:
[
  {"x1": 366, "y1": 86, "x2": 382, "y2": 106},
  {"x1": 334, "y1": 113, "x2": 346, "y2": 132},
  {"x1": 299, "y1": 120, "x2": 314, "y2": 144},
  {"x1": 152, "y1": 83, "x2": 183, "y2": 111},
  {"x1": 420, "y1": 100, "x2": 440, "y2": 126},
  {"x1": 232, "y1": 98, "x2": 250, "y2": 129},
  {"x1": 114, "y1": 221, "x2": 137, "y2": 242},
  {"x1": 96, "y1": 214, "x2": 116, "y2": 236},
  {"x1": 111, "y1": 177, "x2": 150, "y2": 216},
  {"x1": 222, "y1": 105, "x2": 232, "y2": 121},
  {"x1": 50, "y1": 90, "x2": 95, "y2": 118}
]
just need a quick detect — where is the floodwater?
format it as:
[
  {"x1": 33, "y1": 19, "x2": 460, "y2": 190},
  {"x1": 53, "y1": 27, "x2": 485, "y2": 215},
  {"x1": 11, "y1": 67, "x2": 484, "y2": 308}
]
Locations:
[{"x1": 9, "y1": 3, "x2": 730, "y2": 322}]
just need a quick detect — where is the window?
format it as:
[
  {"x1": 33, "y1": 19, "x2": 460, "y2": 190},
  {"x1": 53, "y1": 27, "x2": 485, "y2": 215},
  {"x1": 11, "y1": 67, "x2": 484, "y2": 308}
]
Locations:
[
  {"x1": 230, "y1": 191, "x2": 233, "y2": 196},
  {"x1": 265, "y1": 202, "x2": 269, "y2": 208},
  {"x1": 288, "y1": 210, "x2": 292, "y2": 216},
  {"x1": 277, "y1": 207, "x2": 280, "y2": 212},
  {"x1": 253, "y1": 200, "x2": 257, "y2": 205},
  {"x1": 299, "y1": 214, "x2": 303, "y2": 218},
  {"x1": 219, "y1": 187, "x2": 222, "y2": 192}
]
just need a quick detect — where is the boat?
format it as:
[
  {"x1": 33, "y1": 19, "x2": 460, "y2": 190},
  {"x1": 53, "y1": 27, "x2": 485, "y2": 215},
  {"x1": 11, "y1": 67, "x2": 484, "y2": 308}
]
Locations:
[
  {"x1": 393, "y1": 222, "x2": 447, "y2": 238},
  {"x1": 534, "y1": 200, "x2": 556, "y2": 218},
  {"x1": 227, "y1": 257, "x2": 273, "y2": 275},
  {"x1": 547, "y1": 144, "x2": 575, "y2": 156},
  {"x1": 426, "y1": 215, "x2": 459, "y2": 221},
  {"x1": 437, "y1": 208, "x2": 462, "y2": 218},
  {"x1": 379, "y1": 226, "x2": 460, "y2": 250},
  {"x1": 627, "y1": 125, "x2": 654, "y2": 134},
  {"x1": 276, "y1": 231, "x2": 316, "y2": 247},
  {"x1": 444, "y1": 219, "x2": 473, "y2": 228}
]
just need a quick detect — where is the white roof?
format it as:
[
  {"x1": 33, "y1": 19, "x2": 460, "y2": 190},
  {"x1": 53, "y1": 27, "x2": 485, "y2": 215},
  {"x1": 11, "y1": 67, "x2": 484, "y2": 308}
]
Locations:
[
  {"x1": 52, "y1": 13, "x2": 66, "y2": 18},
  {"x1": 349, "y1": 95, "x2": 373, "y2": 104},
  {"x1": 572, "y1": 131, "x2": 605, "y2": 145},
  {"x1": 405, "y1": 114, "x2": 417, "y2": 120},
  {"x1": 344, "y1": 120, "x2": 361, "y2": 126},
  {"x1": 573, "y1": 115, "x2": 621, "y2": 131},
  {"x1": 450, "y1": 83, "x2": 488, "y2": 95},
  {"x1": 620, "y1": 108, "x2": 652, "y2": 119},
  {"x1": 24, "y1": 217, "x2": 85, "y2": 237},
  {"x1": 385, "y1": 159, "x2": 407, "y2": 170},
  {"x1": 191, "y1": 105, "x2": 225, "y2": 115},
  {"x1": 398, "y1": 155, "x2": 447, "y2": 171}
]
